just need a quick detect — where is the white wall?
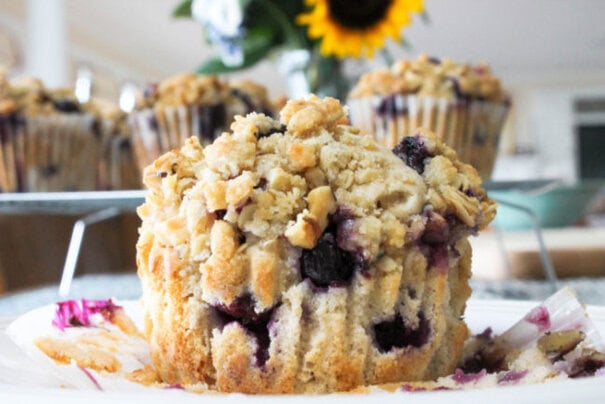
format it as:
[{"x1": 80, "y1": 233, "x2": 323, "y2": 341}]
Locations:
[{"x1": 494, "y1": 83, "x2": 605, "y2": 182}]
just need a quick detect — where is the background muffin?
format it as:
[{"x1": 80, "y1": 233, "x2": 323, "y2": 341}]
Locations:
[
  {"x1": 348, "y1": 54, "x2": 510, "y2": 179},
  {"x1": 136, "y1": 95, "x2": 496, "y2": 393},
  {"x1": 129, "y1": 74, "x2": 276, "y2": 175},
  {"x1": 0, "y1": 77, "x2": 101, "y2": 192}
]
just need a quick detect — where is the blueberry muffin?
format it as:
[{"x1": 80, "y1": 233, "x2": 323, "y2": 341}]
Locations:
[
  {"x1": 136, "y1": 95, "x2": 496, "y2": 393},
  {"x1": 0, "y1": 77, "x2": 100, "y2": 192},
  {"x1": 348, "y1": 54, "x2": 510, "y2": 179},
  {"x1": 129, "y1": 74, "x2": 276, "y2": 175}
]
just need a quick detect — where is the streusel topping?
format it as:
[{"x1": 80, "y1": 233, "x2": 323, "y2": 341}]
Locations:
[
  {"x1": 139, "y1": 94, "x2": 494, "y2": 311},
  {"x1": 349, "y1": 54, "x2": 506, "y2": 101}
]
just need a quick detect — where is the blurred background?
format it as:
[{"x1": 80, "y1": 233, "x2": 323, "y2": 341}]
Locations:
[
  {"x1": 0, "y1": 0, "x2": 603, "y2": 300},
  {"x1": 1, "y1": 0, "x2": 605, "y2": 180}
]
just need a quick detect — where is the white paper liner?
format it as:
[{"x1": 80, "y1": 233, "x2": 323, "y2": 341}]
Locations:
[
  {"x1": 130, "y1": 104, "x2": 228, "y2": 175},
  {"x1": 500, "y1": 287, "x2": 603, "y2": 350},
  {"x1": 108, "y1": 135, "x2": 140, "y2": 190},
  {"x1": 348, "y1": 94, "x2": 510, "y2": 179},
  {"x1": 95, "y1": 116, "x2": 140, "y2": 191},
  {"x1": 0, "y1": 113, "x2": 103, "y2": 192},
  {"x1": 0, "y1": 115, "x2": 20, "y2": 192}
]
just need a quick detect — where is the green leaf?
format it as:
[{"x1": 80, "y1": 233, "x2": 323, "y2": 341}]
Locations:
[
  {"x1": 239, "y1": 0, "x2": 253, "y2": 10},
  {"x1": 242, "y1": 26, "x2": 275, "y2": 51},
  {"x1": 172, "y1": 0, "x2": 193, "y2": 18}
]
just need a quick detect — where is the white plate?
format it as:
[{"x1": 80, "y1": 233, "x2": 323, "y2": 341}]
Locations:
[{"x1": 1, "y1": 299, "x2": 605, "y2": 404}]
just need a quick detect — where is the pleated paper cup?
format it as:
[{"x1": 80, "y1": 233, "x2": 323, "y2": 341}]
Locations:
[
  {"x1": 0, "y1": 113, "x2": 102, "y2": 192},
  {"x1": 20, "y1": 114, "x2": 101, "y2": 192},
  {"x1": 0, "y1": 114, "x2": 24, "y2": 192},
  {"x1": 107, "y1": 135, "x2": 140, "y2": 190},
  {"x1": 129, "y1": 104, "x2": 227, "y2": 174},
  {"x1": 348, "y1": 94, "x2": 510, "y2": 179},
  {"x1": 95, "y1": 118, "x2": 140, "y2": 191}
]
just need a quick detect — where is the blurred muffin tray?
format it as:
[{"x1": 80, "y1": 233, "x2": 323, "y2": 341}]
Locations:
[{"x1": 0, "y1": 190, "x2": 146, "y2": 214}]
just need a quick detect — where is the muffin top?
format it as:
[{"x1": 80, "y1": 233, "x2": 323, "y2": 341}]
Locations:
[
  {"x1": 0, "y1": 75, "x2": 17, "y2": 115},
  {"x1": 349, "y1": 54, "x2": 507, "y2": 102},
  {"x1": 137, "y1": 73, "x2": 227, "y2": 109},
  {"x1": 138, "y1": 95, "x2": 495, "y2": 313},
  {"x1": 228, "y1": 79, "x2": 275, "y2": 115},
  {"x1": 84, "y1": 97, "x2": 130, "y2": 135},
  {"x1": 0, "y1": 76, "x2": 84, "y2": 116},
  {"x1": 136, "y1": 74, "x2": 276, "y2": 113}
]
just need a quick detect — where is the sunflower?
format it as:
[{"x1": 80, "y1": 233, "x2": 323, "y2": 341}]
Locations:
[{"x1": 296, "y1": 0, "x2": 423, "y2": 59}]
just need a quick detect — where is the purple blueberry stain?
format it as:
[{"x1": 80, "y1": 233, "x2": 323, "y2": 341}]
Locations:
[
  {"x1": 451, "y1": 368, "x2": 487, "y2": 384},
  {"x1": 400, "y1": 384, "x2": 453, "y2": 392},
  {"x1": 524, "y1": 306, "x2": 551, "y2": 332},
  {"x1": 400, "y1": 384, "x2": 426, "y2": 392},
  {"x1": 164, "y1": 384, "x2": 185, "y2": 390},
  {"x1": 497, "y1": 369, "x2": 528, "y2": 385},
  {"x1": 52, "y1": 299, "x2": 123, "y2": 331},
  {"x1": 215, "y1": 294, "x2": 263, "y2": 324},
  {"x1": 372, "y1": 312, "x2": 431, "y2": 353},
  {"x1": 250, "y1": 320, "x2": 272, "y2": 367},
  {"x1": 213, "y1": 295, "x2": 277, "y2": 368},
  {"x1": 420, "y1": 212, "x2": 450, "y2": 245},
  {"x1": 415, "y1": 212, "x2": 457, "y2": 272},
  {"x1": 428, "y1": 244, "x2": 449, "y2": 271},
  {"x1": 392, "y1": 135, "x2": 430, "y2": 174},
  {"x1": 414, "y1": 211, "x2": 477, "y2": 271}
]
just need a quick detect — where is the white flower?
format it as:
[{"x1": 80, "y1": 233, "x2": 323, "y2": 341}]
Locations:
[{"x1": 192, "y1": 0, "x2": 243, "y2": 37}]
